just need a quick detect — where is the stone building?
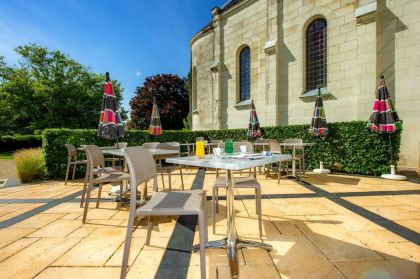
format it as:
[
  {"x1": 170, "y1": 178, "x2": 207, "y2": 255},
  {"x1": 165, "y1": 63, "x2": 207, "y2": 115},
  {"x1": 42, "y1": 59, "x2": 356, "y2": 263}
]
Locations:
[{"x1": 190, "y1": 0, "x2": 420, "y2": 174}]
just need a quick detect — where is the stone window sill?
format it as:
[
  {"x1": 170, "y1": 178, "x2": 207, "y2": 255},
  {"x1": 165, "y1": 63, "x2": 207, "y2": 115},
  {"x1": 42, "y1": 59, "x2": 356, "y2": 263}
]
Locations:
[
  {"x1": 234, "y1": 99, "x2": 252, "y2": 108},
  {"x1": 299, "y1": 87, "x2": 330, "y2": 100}
]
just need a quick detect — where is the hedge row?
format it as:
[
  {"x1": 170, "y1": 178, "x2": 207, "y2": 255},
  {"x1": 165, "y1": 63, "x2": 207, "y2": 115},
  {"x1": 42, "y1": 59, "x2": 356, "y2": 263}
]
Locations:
[
  {"x1": 42, "y1": 121, "x2": 400, "y2": 179},
  {"x1": 0, "y1": 135, "x2": 43, "y2": 152}
]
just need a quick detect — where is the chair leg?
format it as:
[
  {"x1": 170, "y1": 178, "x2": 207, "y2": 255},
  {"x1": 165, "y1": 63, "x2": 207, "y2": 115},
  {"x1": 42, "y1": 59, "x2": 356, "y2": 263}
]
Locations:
[
  {"x1": 120, "y1": 204, "x2": 136, "y2": 279},
  {"x1": 179, "y1": 167, "x2": 184, "y2": 190},
  {"x1": 277, "y1": 162, "x2": 281, "y2": 184},
  {"x1": 216, "y1": 168, "x2": 219, "y2": 177},
  {"x1": 72, "y1": 162, "x2": 77, "y2": 180},
  {"x1": 161, "y1": 173, "x2": 165, "y2": 189},
  {"x1": 80, "y1": 181, "x2": 87, "y2": 208},
  {"x1": 82, "y1": 183, "x2": 94, "y2": 223},
  {"x1": 81, "y1": 166, "x2": 89, "y2": 208},
  {"x1": 146, "y1": 216, "x2": 153, "y2": 245},
  {"x1": 215, "y1": 187, "x2": 219, "y2": 213},
  {"x1": 96, "y1": 183, "x2": 103, "y2": 208},
  {"x1": 256, "y1": 187, "x2": 262, "y2": 238},
  {"x1": 65, "y1": 158, "x2": 71, "y2": 185},
  {"x1": 212, "y1": 187, "x2": 217, "y2": 235},
  {"x1": 168, "y1": 172, "x2": 172, "y2": 191},
  {"x1": 198, "y1": 212, "x2": 207, "y2": 279}
]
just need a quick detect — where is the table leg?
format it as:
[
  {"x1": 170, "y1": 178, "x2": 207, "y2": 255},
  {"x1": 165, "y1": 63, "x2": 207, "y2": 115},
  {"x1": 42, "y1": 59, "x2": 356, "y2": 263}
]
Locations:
[
  {"x1": 226, "y1": 170, "x2": 239, "y2": 277},
  {"x1": 292, "y1": 146, "x2": 296, "y2": 177},
  {"x1": 192, "y1": 169, "x2": 272, "y2": 278}
]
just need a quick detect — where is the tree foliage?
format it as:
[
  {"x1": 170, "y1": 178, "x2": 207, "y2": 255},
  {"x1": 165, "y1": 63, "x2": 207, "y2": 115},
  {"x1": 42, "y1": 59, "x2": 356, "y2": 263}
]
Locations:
[
  {"x1": 0, "y1": 44, "x2": 124, "y2": 135},
  {"x1": 130, "y1": 74, "x2": 189, "y2": 130}
]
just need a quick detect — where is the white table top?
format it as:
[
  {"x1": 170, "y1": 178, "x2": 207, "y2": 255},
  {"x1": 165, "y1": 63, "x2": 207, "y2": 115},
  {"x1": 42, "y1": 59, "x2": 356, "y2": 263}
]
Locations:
[{"x1": 166, "y1": 153, "x2": 292, "y2": 170}]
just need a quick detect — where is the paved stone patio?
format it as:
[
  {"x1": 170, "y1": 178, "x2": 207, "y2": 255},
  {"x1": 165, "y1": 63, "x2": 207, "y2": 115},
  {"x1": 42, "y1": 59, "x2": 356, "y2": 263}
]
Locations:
[{"x1": 0, "y1": 168, "x2": 419, "y2": 279}]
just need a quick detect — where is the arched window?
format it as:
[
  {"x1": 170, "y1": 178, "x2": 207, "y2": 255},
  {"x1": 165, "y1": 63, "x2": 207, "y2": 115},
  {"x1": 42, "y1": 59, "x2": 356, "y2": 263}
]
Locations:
[
  {"x1": 306, "y1": 18, "x2": 327, "y2": 91},
  {"x1": 192, "y1": 67, "x2": 197, "y2": 110},
  {"x1": 239, "y1": 46, "x2": 250, "y2": 101}
]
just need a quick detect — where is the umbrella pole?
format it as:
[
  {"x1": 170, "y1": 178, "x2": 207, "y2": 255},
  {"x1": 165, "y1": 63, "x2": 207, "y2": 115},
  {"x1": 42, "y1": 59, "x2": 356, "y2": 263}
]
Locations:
[
  {"x1": 313, "y1": 136, "x2": 331, "y2": 174},
  {"x1": 381, "y1": 133, "x2": 407, "y2": 180}
]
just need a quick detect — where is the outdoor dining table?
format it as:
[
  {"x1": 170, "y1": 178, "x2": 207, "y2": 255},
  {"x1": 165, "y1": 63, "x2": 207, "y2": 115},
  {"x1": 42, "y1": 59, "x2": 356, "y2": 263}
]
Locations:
[
  {"x1": 166, "y1": 153, "x2": 292, "y2": 278},
  {"x1": 278, "y1": 142, "x2": 315, "y2": 177}
]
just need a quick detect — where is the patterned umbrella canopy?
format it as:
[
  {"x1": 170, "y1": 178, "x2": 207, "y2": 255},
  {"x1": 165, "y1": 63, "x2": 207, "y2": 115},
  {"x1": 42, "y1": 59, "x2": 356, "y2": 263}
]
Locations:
[
  {"x1": 148, "y1": 97, "x2": 162, "y2": 136},
  {"x1": 98, "y1": 72, "x2": 124, "y2": 140},
  {"x1": 309, "y1": 88, "x2": 329, "y2": 137},
  {"x1": 368, "y1": 76, "x2": 402, "y2": 134},
  {"x1": 247, "y1": 100, "x2": 261, "y2": 140}
]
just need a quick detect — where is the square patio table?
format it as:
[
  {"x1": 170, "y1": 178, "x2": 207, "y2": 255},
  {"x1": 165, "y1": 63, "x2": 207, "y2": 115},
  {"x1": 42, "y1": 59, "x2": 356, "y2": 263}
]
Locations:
[{"x1": 166, "y1": 153, "x2": 292, "y2": 278}]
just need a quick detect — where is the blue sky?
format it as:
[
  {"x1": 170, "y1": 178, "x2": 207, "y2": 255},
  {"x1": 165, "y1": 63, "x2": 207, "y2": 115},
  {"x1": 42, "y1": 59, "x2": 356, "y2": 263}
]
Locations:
[{"x1": 0, "y1": 0, "x2": 226, "y2": 110}]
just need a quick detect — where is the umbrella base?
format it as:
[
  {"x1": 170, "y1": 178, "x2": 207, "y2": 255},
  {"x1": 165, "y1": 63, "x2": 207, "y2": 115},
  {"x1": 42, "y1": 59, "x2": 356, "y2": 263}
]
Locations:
[
  {"x1": 313, "y1": 161, "x2": 331, "y2": 174},
  {"x1": 381, "y1": 174, "x2": 407, "y2": 180},
  {"x1": 313, "y1": 168, "x2": 331, "y2": 174},
  {"x1": 381, "y1": 165, "x2": 407, "y2": 180}
]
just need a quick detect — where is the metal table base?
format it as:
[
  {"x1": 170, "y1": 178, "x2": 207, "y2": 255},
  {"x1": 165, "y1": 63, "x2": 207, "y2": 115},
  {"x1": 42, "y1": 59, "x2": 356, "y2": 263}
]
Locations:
[{"x1": 193, "y1": 170, "x2": 273, "y2": 278}]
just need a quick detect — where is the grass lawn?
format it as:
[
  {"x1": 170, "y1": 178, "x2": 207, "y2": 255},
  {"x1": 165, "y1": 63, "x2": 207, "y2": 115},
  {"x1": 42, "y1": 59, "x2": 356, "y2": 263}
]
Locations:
[{"x1": 0, "y1": 151, "x2": 13, "y2": 160}]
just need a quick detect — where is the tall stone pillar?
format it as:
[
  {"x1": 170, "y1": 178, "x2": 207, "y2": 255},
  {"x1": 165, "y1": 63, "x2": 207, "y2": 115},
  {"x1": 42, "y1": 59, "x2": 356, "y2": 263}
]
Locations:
[{"x1": 211, "y1": 7, "x2": 224, "y2": 130}]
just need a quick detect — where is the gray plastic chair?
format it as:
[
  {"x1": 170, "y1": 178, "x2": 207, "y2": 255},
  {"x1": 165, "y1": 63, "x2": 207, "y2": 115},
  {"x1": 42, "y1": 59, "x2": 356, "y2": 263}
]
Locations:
[
  {"x1": 120, "y1": 147, "x2": 207, "y2": 279},
  {"x1": 82, "y1": 145, "x2": 130, "y2": 223},
  {"x1": 284, "y1": 138, "x2": 306, "y2": 174},
  {"x1": 142, "y1": 142, "x2": 160, "y2": 149},
  {"x1": 155, "y1": 142, "x2": 184, "y2": 190},
  {"x1": 267, "y1": 139, "x2": 302, "y2": 182},
  {"x1": 64, "y1": 144, "x2": 87, "y2": 185},
  {"x1": 213, "y1": 141, "x2": 261, "y2": 236}
]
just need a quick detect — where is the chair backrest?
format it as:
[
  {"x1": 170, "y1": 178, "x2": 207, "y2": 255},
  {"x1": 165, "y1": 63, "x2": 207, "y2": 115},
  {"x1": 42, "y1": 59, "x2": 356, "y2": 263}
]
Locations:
[
  {"x1": 84, "y1": 145, "x2": 106, "y2": 170},
  {"x1": 268, "y1": 139, "x2": 282, "y2": 154},
  {"x1": 255, "y1": 138, "x2": 268, "y2": 143},
  {"x1": 123, "y1": 146, "x2": 157, "y2": 192},
  {"x1": 284, "y1": 138, "x2": 303, "y2": 150},
  {"x1": 142, "y1": 142, "x2": 160, "y2": 149},
  {"x1": 65, "y1": 144, "x2": 77, "y2": 158},
  {"x1": 114, "y1": 142, "x2": 128, "y2": 148},
  {"x1": 210, "y1": 139, "x2": 223, "y2": 144}
]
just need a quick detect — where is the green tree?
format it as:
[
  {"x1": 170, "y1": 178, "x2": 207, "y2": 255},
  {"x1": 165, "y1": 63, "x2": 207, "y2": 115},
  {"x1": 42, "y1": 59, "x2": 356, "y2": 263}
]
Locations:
[
  {"x1": 130, "y1": 74, "x2": 189, "y2": 130},
  {"x1": 0, "y1": 44, "x2": 124, "y2": 134}
]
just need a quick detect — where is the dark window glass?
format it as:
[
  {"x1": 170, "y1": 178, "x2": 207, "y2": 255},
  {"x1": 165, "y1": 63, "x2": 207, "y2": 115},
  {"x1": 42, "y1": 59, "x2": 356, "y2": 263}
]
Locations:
[
  {"x1": 240, "y1": 47, "x2": 250, "y2": 101},
  {"x1": 306, "y1": 18, "x2": 327, "y2": 91}
]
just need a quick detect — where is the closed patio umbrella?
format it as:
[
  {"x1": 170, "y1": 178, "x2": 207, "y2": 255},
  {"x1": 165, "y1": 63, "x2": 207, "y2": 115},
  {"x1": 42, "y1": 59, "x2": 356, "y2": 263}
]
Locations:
[
  {"x1": 309, "y1": 87, "x2": 330, "y2": 174},
  {"x1": 247, "y1": 100, "x2": 262, "y2": 140},
  {"x1": 368, "y1": 75, "x2": 406, "y2": 180},
  {"x1": 148, "y1": 97, "x2": 162, "y2": 136},
  {"x1": 98, "y1": 72, "x2": 124, "y2": 140}
]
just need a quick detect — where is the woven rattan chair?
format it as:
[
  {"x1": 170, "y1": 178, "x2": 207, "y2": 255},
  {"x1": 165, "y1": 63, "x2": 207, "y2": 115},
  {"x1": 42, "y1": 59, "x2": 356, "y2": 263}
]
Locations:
[
  {"x1": 267, "y1": 139, "x2": 302, "y2": 182},
  {"x1": 82, "y1": 145, "x2": 130, "y2": 223},
  {"x1": 64, "y1": 144, "x2": 87, "y2": 185},
  {"x1": 120, "y1": 147, "x2": 207, "y2": 279},
  {"x1": 213, "y1": 141, "x2": 262, "y2": 236}
]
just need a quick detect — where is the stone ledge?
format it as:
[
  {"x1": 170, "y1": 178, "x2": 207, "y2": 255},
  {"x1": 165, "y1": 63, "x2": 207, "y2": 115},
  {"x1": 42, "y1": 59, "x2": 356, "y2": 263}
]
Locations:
[
  {"x1": 234, "y1": 99, "x2": 252, "y2": 108},
  {"x1": 299, "y1": 87, "x2": 330, "y2": 100}
]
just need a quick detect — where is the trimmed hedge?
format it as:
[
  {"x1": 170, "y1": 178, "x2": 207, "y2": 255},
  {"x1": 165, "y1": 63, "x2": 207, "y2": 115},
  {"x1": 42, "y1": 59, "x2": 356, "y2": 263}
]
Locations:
[
  {"x1": 0, "y1": 135, "x2": 43, "y2": 152},
  {"x1": 42, "y1": 121, "x2": 400, "y2": 178}
]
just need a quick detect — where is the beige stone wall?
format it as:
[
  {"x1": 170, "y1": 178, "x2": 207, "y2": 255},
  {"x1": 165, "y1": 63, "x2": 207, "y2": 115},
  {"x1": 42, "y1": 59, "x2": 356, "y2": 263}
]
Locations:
[
  {"x1": 190, "y1": 0, "x2": 420, "y2": 172},
  {"x1": 376, "y1": 0, "x2": 420, "y2": 172},
  {"x1": 191, "y1": 29, "x2": 215, "y2": 130}
]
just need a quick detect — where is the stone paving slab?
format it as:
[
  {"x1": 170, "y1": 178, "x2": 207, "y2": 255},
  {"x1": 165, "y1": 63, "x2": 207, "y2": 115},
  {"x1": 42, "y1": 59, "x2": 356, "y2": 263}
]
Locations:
[{"x1": 0, "y1": 170, "x2": 418, "y2": 278}]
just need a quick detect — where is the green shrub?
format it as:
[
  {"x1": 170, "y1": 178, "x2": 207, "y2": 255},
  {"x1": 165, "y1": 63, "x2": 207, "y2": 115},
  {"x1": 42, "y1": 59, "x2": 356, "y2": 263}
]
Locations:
[
  {"x1": 0, "y1": 135, "x2": 42, "y2": 152},
  {"x1": 42, "y1": 121, "x2": 400, "y2": 178},
  {"x1": 14, "y1": 148, "x2": 46, "y2": 183}
]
